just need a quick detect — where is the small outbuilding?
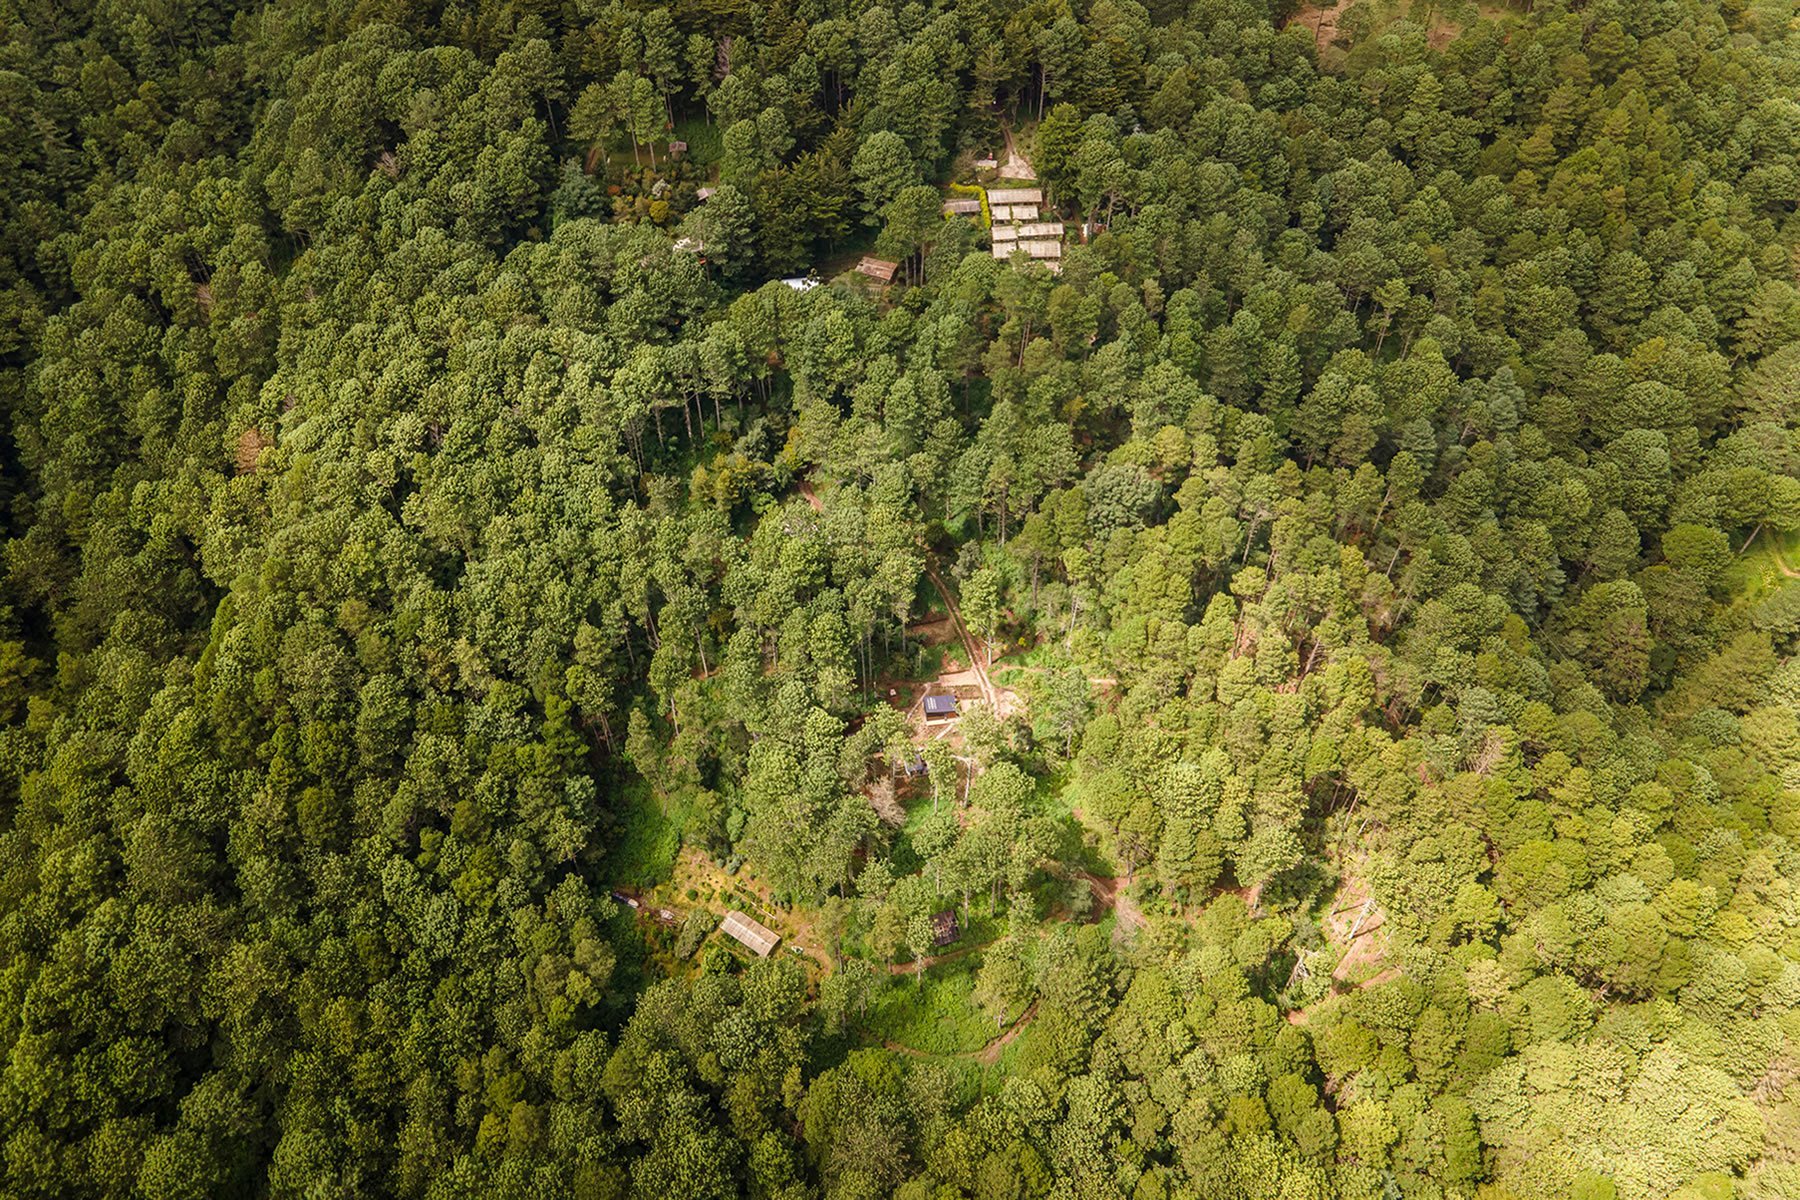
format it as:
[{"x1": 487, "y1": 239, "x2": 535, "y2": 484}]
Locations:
[
  {"x1": 904, "y1": 751, "x2": 928, "y2": 778},
  {"x1": 943, "y1": 197, "x2": 983, "y2": 215},
  {"x1": 720, "y1": 910, "x2": 781, "y2": 957},
  {"x1": 931, "y1": 909, "x2": 959, "y2": 947},
  {"x1": 855, "y1": 256, "x2": 899, "y2": 282},
  {"x1": 923, "y1": 694, "x2": 960, "y2": 720}
]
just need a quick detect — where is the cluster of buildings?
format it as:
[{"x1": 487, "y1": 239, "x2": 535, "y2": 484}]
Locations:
[{"x1": 944, "y1": 186, "x2": 1064, "y2": 272}]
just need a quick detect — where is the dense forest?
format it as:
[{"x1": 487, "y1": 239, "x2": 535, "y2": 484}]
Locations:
[{"x1": 4, "y1": 0, "x2": 1800, "y2": 1196}]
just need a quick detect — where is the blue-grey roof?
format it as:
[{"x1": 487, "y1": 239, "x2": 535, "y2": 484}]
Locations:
[{"x1": 923, "y1": 695, "x2": 959, "y2": 714}]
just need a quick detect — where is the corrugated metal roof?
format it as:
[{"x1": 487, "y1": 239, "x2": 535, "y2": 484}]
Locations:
[
  {"x1": 923, "y1": 694, "x2": 959, "y2": 715},
  {"x1": 720, "y1": 910, "x2": 780, "y2": 957},
  {"x1": 988, "y1": 187, "x2": 1043, "y2": 205}
]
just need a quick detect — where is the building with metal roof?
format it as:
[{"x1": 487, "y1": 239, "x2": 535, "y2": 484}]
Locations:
[
  {"x1": 923, "y1": 694, "x2": 960, "y2": 720},
  {"x1": 719, "y1": 910, "x2": 780, "y2": 957},
  {"x1": 855, "y1": 257, "x2": 899, "y2": 282},
  {"x1": 987, "y1": 187, "x2": 1043, "y2": 205}
]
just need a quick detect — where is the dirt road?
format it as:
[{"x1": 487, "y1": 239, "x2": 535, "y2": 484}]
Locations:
[
  {"x1": 887, "y1": 936, "x2": 1001, "y2": 976},
  {"x1": 882, "y1": 999, "x2": 1041, "y2": 1064},
  {"x1": 920, "y1": 557, "x2": 1006, "y2": 716},
  {"x1": 1080, "y1": 871, "x2": 1146, "y2": 932},
  {"x1": 998, "y1": 123, "x2": 1036, "y2": 180}
]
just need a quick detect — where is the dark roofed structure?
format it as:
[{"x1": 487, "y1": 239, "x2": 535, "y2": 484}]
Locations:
[
  {"x1": 923, "y1": 694, "x2": 959, "y2": 719},
  {"x1": 931, "y1": 909, "x2": 959, "y2": 947},
  {"x1": 855, "y1": 256, "x2": 899, "y2": 282}
]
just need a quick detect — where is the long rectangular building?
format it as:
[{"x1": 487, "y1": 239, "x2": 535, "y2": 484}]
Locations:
[
  {"x1": 720, "y1": 910, "x2": 780, "y2": 957},
  {"x1": 987, "y1": 187, "x2": 1043, "y2": 205}
]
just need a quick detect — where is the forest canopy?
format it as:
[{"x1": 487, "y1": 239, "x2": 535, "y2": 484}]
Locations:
[{"x1": 3, "y1": 0, "x2": 1800, "y2": 1197}]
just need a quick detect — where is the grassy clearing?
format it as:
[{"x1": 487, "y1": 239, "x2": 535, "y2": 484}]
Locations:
[
  {"x1": 865, "y1": 955, "x2": 997, "y2": 1055},
  {"x1": 667, "y1": 116, "x2": 722, "y2": 167},
  {"x1": 602, "y1": 777, "x2": 684, "y2": 889},
  {"x1": 908, "y1": 642, "x2": 950, "y2": 681},
  {"x1": 1719, "y1": 529, "x2": 1800, "y2": 641}
]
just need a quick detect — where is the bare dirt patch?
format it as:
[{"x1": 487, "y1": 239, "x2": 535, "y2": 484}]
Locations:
[{"x1": 998, "y1": 123, "x2": 1036, "y2": 181}]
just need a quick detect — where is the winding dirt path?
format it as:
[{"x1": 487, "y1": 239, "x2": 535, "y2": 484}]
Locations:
[
  {"x1": 1770, "y1": 541, "x2": 1800, "y2": 579},
  {"x1": 974, "y1": 1000, "x2": 1038, "y2": 1064},
  {"x1": 920, "y1": 557, "x2": 1004, "y2": 716},
  {"x1": 998, "y1": 124, "x2": 1036, "y2": 181},
  {"x1": 1080, "y1": 871, "x2": 1146, "y2": 932},
  {"x1": 882, "y1": 1000, "x2": 1041, "y2": 1064},
  {"x1": 887, "y1": 935, "x2": 1002, "y2": 976}
]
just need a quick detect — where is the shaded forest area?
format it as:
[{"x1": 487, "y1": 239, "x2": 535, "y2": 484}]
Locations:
[{"x1": 3, "y1": 0, "x2": 1800, "y2": 1197}]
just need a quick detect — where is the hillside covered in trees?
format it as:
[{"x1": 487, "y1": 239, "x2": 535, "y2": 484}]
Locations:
[{"x1": 4, "y1": 0, "x2": 1800, "y2": 1196}]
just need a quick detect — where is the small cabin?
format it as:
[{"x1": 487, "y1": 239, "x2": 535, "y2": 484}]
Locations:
[
  {"x1": 855, "y1": 257, "x2": 899, "y2": 282},
  {"x1": 903, "y1": 752, "x2": 928, "y2": 778},
  {"x1": 931, "y1": 909, "x2": 959, "y2": 947},
  {"x1": 923, "y1": 695, "x2": 959, "y2": 721}
]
